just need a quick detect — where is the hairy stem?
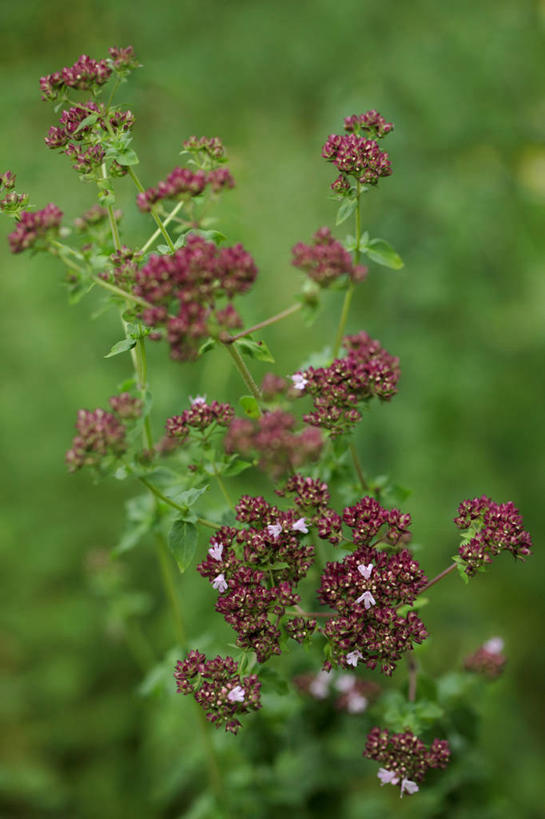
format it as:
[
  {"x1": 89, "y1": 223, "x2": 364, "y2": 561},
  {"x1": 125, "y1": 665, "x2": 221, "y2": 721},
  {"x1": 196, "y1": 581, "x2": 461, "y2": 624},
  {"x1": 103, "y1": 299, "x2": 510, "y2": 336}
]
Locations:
[
  {"x1": 140, "y1": 200, "x2": 185, "y2": 254},
  {"x1": 222, "y1": 341, "x2": 263, "y2": 407},
  {"x1": 421, "y1": 562, "x2": 457, "y2": 592},
  {"x1": 127, "y1": 167, "x2": 176, "y2": 252},
  {"x1": 225, "y1": 303, "x2": 302, "y2": 343}
]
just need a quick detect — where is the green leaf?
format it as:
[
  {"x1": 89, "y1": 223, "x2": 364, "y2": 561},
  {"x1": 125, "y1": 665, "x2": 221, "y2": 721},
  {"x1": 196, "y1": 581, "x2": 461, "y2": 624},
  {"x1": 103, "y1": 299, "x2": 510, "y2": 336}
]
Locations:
[
  {"x1": 336, "y1": 198, "x2": 356, "y2": 226},
  {"x1": 105, "y1": 337, "x2": 137, "y2": 358},
  {"x1": 74, "y1": 113, "x2": 99, "y2": 134},
  {"x1": 198, "y1": 337, "x2": 216, "y2": 356},
  {"x1": 167, "y1": 485, "x2": 209, "y2": 509},
  {"x1": 234, "y1": 338, "x2": 275, "y2": 363},
  {"x1": 221, "y1": 457, "x2": 254, "y2": 477},
  {"x1": 191, "y1": 228, "x2": 227, "y2": 245},
  {"x1": 168, "y1": 518, "x2": 199, "y2": 573},
  {"x1": 239, "y1": 395, "x2": 260, "y2": 419},
  {"x1": 114, "y1": 495, "x2": 155, "y2": 555},
  {"x1": 363, "y1": 238, "x2": 404, "y2": 270},
  {"x1": 453, "y1": 554, "x2": 471, "y2": 583}
]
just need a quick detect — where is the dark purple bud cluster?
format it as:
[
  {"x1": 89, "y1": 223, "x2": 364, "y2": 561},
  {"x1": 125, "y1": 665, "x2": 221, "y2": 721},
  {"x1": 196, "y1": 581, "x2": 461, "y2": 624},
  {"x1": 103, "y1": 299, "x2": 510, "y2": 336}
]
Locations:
[
  {"x1": 44, "y1": 103, "x2": 134, "y2": 150},
  {"x1": 464, "y1": 637, "x2": 506, "y2": 679},
  {"x1": 64, "y1": 143, "x2": 106, "y2": 175},
  {"x1": 292, "y1": 227, "x2": 368, "y2": 287},
  {"x1": 454, "y1": 496, "x2": 532, "y2": 576},
  {"x1": 174, "y1": 650, "x2": 261, "y2": 734},
  {"x1": 225, "y1": 410, "x2": 323, "y2": 478},
  {"x1": 276, "y1": 474, "x2": 343, "y2": 545},
  {"x1": 318, "y1": 520, "x2": 428, "y2": 674},
  {"x1": 343, "y1": 110, "x2": 394, "y2": 139},
  {"x1": 298, "y1": 331, "x2": 400, "y2": 435},
  {"x1": 322, "y1": 120, "x2": 392, "y2": 190},
  {"x1": 165, "y1": 398, "x2": 234, "y2": 443},
  {"x1": 182, "y1": 135, "x2": 227, "y2": 163},
  {"x1": 65, "y1": 393, "x2": 142, "y2": 471},
  {"x1": 39, "y1": 47, "x2": 137, "y2": 101},
  {"x1": 8, "y1": 204, "x2": 63, "y2": 254},
  {"x1": 101, "y1": 246, "x2": 140, "y2": 288},
  {"x1": 133, "y1": 235, "x2": 257, "y2": 360},
  {"x1": 136, "y1": 165, "x2": 234, "y2": 212},
  {"x1": 197, "y1": 495, "x2": 316, "y2": 661},
  {"x1": 343, "y1": 495, "x2": 411, "y2": 546},
  {"x1": 364, "y1": 727, "x2": 450, "y2": 795},
  {"x1": 109, "y1": 392, "x2": 143, "y2": 420},
  {"x1": 0, "y1": 172, "x2": 28, "y2": 216}
]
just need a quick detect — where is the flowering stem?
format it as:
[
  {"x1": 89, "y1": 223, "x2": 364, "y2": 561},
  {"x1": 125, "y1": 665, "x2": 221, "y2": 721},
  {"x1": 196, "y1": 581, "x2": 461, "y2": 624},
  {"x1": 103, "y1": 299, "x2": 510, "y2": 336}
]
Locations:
[
  {"x1": 138, "y1": 477, "x2": 220, "y2": 529},
  {"x1": 100, "y1": 163, "x2": 122, "y2": 251},
  {"x1": 126, "y1": 167, "x2": 176, "y2": 253},
  {"x1": 332, "y1": 181, "x2": 361, "y2": 359},
  {"x1": 222, "y1": 341, "x2": 263, "y2": 407},
  {"x1": 421, "y1": 562, "x2": 457, "y2": 592},
  {"x1": 407, "y1": 654, "x2": 417, "y2": 702},
  {"x1": 225, "y1": 303, "x2": 302, "y2": 343},
  {"x1": 214, "y1": 469, "x2": 234, "y2": 510},
  {"x1": 140, "y1": 200, "x2": 185, "y2": 254},
  {"x1": 350, "y1": 442, "x2": 369, "y2": 491},
  {"x1": 135, "y1": 337, "x2": 154, "y2": 449}
]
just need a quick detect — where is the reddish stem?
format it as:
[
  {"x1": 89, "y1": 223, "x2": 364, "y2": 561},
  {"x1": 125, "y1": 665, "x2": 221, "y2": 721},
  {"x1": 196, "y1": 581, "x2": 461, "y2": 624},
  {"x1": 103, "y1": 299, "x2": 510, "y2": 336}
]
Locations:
[{"x1": 421, "y1": 562, "x2": 457, "y2": 592}]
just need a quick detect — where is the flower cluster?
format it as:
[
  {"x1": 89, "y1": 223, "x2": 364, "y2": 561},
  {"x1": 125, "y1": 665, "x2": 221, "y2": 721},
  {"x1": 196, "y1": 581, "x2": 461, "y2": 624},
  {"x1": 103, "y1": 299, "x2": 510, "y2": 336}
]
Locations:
[
  {"x1": 65, "y1": 393, "x2": 142, "y2": 471},
  {"x1": 343, "y1": 110, "x2": 394, "y2": 139},
  {"x1": 295, "y1": 669, "x2": 380, "y2": 714},
  {"x1": 464, "y1": 637, "x2": 506, "y2": 679},
  {"x1": 319, "y1": 504, "x2": 427, "y2": 674},
  {"x1": 8, "y1": 204, "x2": 63, "y2": 254},
  {"x1": 225, "y1": 411, "x2": 323, "y2": 478},
  {"x1": 74, "y1": 204, "x2": 121, "y2": 232},
  {"x1": 322, "y1": 110, "x2": 393, "y2": 191},
  {"x1": 454, "y1": 496, "x2": 532, "y2": 576},
  {"x1": 364, "y1": 727, "x2": 451, "y2": 797},
  {"x1": 174, "y1": 650, "x2": 261, "y2": 734},
  {"x1": 0, "y1": 171, "x2": 28, "y2": 216},
  {"x1": 133, "y1": 235, "x2": 257, "y2": 360},
  {"x1": 276, "y1": 474, "x2": 343, "y2": 545},
  {"x1": 165, "y1": 397, "x2": 234, "y2": 443},
  {"x1": 296, "y1": 331, "x2": 400, "y2": 435},
  {"x1": 292, "y1": 227, "x2": 367, "y2": 287},
  {"x1": 136, "y1": 166, "x2": 234, "y2": 212},
  {"x1": 39, "y1": 47, "x2": 137, "y2": 101},
  {"x1": 44, "y1": 102, "x2": 134, "y2": 148},
  {"x1": 182, "y1": 135, "x2": 228, "y2": 165},
  {"x1": 197, "y1": 496, "x2": 316, "y2": 662},
  {"x1": 343, "y1": 495, "x2": 412, "y2": 547}
]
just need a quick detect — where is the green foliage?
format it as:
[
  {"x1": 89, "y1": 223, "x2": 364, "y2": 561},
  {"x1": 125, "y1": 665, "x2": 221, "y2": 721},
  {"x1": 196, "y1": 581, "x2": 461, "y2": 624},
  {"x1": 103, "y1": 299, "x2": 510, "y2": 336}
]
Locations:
[{"x1": 168, "y1": 519, "x2": 199, "y2": 572}]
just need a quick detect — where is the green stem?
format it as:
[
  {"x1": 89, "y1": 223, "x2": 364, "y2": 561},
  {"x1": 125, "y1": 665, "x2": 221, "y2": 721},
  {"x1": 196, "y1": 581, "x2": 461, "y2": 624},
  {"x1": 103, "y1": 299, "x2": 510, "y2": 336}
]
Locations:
[
  {"x1": 140, "y1": 200, "x2": 185, "y2": 254},
  {"x1": 91, "y1": 274, "x2": 152, "y2": 309},
  {"x1": 127, "y1": 167, "x2": 176, "y2": 252},
  {"x1": 349, "y1": 442, "x2": 369, "y2": 492},
  {"x1": 214, "y1": 469, "x2": 234, "y2": 510},
  {"x1": 138, "y1": 477, "x2": 220, "y2": 529},
  {"x1": 332, "y1": 181, "x2": 361, "y2": 358},
  {"x1": 407, "y1": 654, "x2": 417, "y2": 702},
  {"x1": 225, "y1": 303, "x2": 302, "y2": 343},
  {"x1": 222, "y1": 341, "x2": 263, "y2": 407},
  {"x1": 100, "y1": 163, "x2": 122, "y2": 251},
  {"x1": 154, "y1": 532, "x2": 187, "y2": 646}
]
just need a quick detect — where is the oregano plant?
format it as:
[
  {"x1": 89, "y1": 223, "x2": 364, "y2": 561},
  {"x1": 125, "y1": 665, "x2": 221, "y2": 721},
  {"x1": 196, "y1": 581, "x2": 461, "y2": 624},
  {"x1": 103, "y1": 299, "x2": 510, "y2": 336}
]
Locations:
[{"x1": 1, "y1": 47, "x2": 533, "y2": 811}]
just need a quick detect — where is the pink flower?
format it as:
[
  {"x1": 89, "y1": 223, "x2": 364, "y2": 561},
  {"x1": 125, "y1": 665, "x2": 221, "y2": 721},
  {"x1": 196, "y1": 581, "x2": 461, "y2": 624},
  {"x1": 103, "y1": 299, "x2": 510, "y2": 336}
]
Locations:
[
  {"x1": 292, "y1": 517, "x2": 309, "y2": 534},
  {"x1": 208, "y1": 541, "x2": 224, "y2": 561},
  {"x1": 357, "y1": 562, "x2": 373, "y2": 580},
  {"x1": 483, "y1": 637, "x2": 504, "y2": 654},
  {"x1": 227, "y1": 685, "x2": 245, "y2": 703},
  {"x1": 400, "y1": 778, "x2": 419, "y2": 797},
  {"x1": 355, "y1": 590, "x2": 376, "y2": 609},
  {"x1": 345, "y1": 650, "x2": 363, "y2": 667},
  {"x1": 266, "y1": 523, "x2": 283, "y2": 539},
  {"x1": 291, "y1": 373, "x2": 308, "y2": 390},
  {"x1": 377, "y1": 768, "x2": 399, "y2": 786},
  {"x1": 212, "y1": 573, "x2": 228, "y2": 592}
]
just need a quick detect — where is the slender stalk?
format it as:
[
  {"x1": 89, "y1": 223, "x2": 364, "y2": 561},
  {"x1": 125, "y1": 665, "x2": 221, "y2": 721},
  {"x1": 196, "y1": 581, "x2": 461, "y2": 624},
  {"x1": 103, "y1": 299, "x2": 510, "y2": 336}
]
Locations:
[
  {"x1": 91, "y1": 274, "x2": 152, "y2": 309},
  {"x1": 421, "y1": 562, "x2": 457, "y2": 592},
  {"x1": 154, "y1": 532, "x2": 187, "y2": 645},
  {"x1": 50, "y1": 239, "x2": 84, "y2": 260},
  {"x1": 222, "y1": 341, "x2": 263, "y2": 406},
  {"x1": 332, "y1": 181, "x2": 361, "y2": 359},
  {"x1": 350, "y1": 442, "x2": 369, "y2": 492},
  {"x1": 140, "y1": 200, "x2": 185, "y2": 254},
  {"x1": 138, "y1": 477, "x2": 220, "y2": 529},
  {"x1": 225, "y1": 303, "x2": 302, "y2": 343},
  {"x1": 127, "y1": 167, "x2": 176, "y2": 252},
  {"x1": 407, "y1": 654, "x2": 417, "y2": 702},
  {"x1": 100, "y1": 163, "x2": 122, "y2": 251},
  {"x1": 214, "y1": 469, "x2": 234, "y2": 510}
]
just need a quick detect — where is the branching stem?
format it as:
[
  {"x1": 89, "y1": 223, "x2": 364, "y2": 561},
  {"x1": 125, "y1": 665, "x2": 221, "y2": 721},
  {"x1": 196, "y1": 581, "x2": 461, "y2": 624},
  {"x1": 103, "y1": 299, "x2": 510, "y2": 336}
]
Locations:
[{"x1": 225, "y1": 303, "x2": 302, "y2": 343}]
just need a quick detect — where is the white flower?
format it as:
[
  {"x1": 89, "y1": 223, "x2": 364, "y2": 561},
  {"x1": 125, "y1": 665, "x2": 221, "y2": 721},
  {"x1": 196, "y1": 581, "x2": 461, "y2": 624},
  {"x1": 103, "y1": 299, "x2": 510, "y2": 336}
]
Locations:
[
  {"x1": 345, "y1": 650, "x2": 363, "y2": 667},
  {"x1": 208, "y1": 540, "x2": 224, "y2": 561},
  {"x1": 400, "y1": 778, "x2": 419, "y2": 797},
  {"x1": 291, "y1": 372, "x2": 308, "y2": 390},
  {"x1": 346, "y1": 692, "x2": 368, "y2": 714},
  {"x1": 483, "y1": 637, "x2": 504, "y2": 654},
  {"x1": 377, "y1": 768, "x2": 399, "y2": 786},
  {"x1": 355, "y1": 590, "x2": 376, "y2": 609},
  {"x1": 334, "y1": 673, "x2": 356, "y2": 693},
  {"x1": 189, "y1": 394, "x2": 206, "y2": 405},
  {"x1": 309, "y1": 670, "x2": 332, "y2": 699},
  {"x1": 292, "y1": 517, "x2": 309, "y2": 534},
  {"x1": 227, "y1": 685, "x2": 245, "y2": 703},
  {"x1": 357, "y1": 562, "x2": 373, "y2": 580},
  {"x1": 211, "y1": 573, "x2": 228, "y2": 592},
  {"x1": 267, "y1": 523, "x2": 283, "y2": 539}
]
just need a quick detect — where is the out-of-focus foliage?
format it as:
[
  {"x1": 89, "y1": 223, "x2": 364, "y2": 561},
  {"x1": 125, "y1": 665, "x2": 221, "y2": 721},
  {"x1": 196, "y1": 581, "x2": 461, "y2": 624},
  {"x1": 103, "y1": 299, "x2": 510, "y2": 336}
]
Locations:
[{"x1": 1, "y1": 0, "x2": 544, "y2": 815}]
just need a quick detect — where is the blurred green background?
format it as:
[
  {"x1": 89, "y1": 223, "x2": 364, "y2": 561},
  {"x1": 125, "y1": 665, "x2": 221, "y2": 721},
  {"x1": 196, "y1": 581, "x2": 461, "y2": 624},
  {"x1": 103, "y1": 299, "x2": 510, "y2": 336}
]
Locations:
[{"x1": 1, "y1": 0, "x2": 544, "y2": 816}]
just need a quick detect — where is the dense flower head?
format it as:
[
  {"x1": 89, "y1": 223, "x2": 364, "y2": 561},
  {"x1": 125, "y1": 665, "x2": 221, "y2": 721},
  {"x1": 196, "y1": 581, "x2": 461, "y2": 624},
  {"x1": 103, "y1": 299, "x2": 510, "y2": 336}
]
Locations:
[
  {"x1": 0, "y1": 171, "x2": 16, "y2": 190},
  {"x1": 343, "y1": 496, "x2": 411, "y2": 546},
  {"x1": 277, "y1": 474, "x2": 343, "y2": 545},
  {"x1": 197, "y1": 498, "x2": 316, "y2": 661},
  {"x1": 322, "y1": 132, "x2": 392, "y2": 187},
  {"x1": 108, "y1": 46, "x2": 139, "y2": 73},
  {"x1": 183, "y1": 135, "x2": 228, "y2": 164},
  {"x1": 454, "y1": 496, "x2": 532, "y2": 576},
  {"x1": 44, "y1": 102, "x2": 134, "y2": 152},
  {"x1": 464, "y1": 637, "x2": 506, "y2": 679},
  {"x1": 8, "y1": 204, "x2": 63, "y2": 254},
  {"x1": 0, "y1": 174, "x2": 29, "y2": 217},
  {"x1": 292, "y1": 227, "x2": 367, "y2": 287},
  {"x1": 343, "y1": 110, "x2": 394, "y2": 139},
  {"x1": 65, "y1": 407, "x2": 127, "y2": 472},
  {"x1": 133, "y1": 235, "x2": 258, "y2": 360},
  {"x1": 298, "y1": 331, "x2": 400, "y2": 435},
  {"x1": 64, "y1": 143, "x2": 105, "y2": 174},
  {"x1": 165, "y1": 398, "x2": 234, "y2": 443},
  {"x1": 39, "y1": 47, "x2": 137, "y2": 101},
  {"x1": 102, "y1": 246, "x2": 139, "y2": 288},
  {"x1": 136, "y1": 165, "x2": 234, "y2": 212},
  {"x1": 225, "y1": 411, "x2": 323, "y2": 478},
  {"x1": 174, "y1": 650, "x2": 261, "y2": 733},
  {"x1": 109, "y1": 392, "x2": 143, "y2": 420},
  {"x1": 364, "y1": 727, "x2": 450, "y2": 796},
  {"x1": 319, "y1": 541, "x2": 427, "y2": 674}
]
